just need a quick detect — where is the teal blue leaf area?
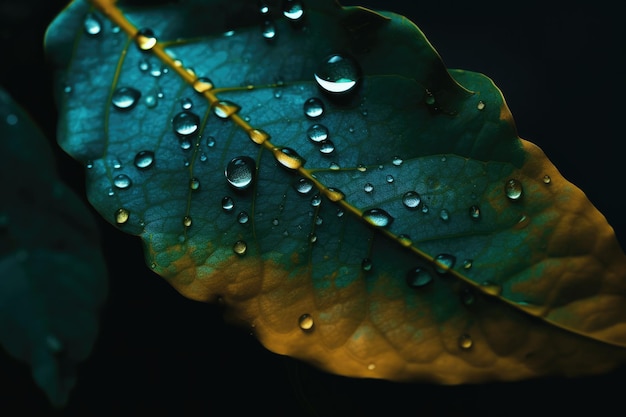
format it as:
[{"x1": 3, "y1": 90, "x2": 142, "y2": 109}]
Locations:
[
  {"x1": 0, "y1": 87, "x2": 108, "y2": 407},
  {"x1": 44, "y1": 0, "x2": 626, "y2": 384}
]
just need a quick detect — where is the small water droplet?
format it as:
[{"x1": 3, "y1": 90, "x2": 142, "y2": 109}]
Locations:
[
  {"x1": 134, "y1": 150, "x2": 155, "y2": 170},
  {"x1": 225, "y1": 156, "x2": 256, "y2": 190},
  {"x1": 172, "y1": 111, "x2": 200, "y2": 137},
  {"x1": 469, "y1": 205, "x2": 481, "y2": 219},
  {"x1": 439, "y1": 209, "x2": 450, "y2": 221},
  {"x1": 329, "y1": 162, "x2": 340, "y2": 170},
  {"x1": 295, "y1": 178, "x2": 313, "y2": 195},
  {"x1": 480, "y1": 280, "x2": 502, "y2": 296},
  {"x1": 308, "y1": 232, "x2": 317, "y2": 243},
  {"x1": 183, "y1": 215, "x2": 192, "y2": 227},
  {"x1": 367, "y1": 363, "x2": 376, "y2": 371},
  {"x1": 463, "y1": 259, "x2": 473, "y2": 269},
  {"x1": 406, "y1": 267, "x2": 433, "y2": 288},
  {"x1": 303, "y1": 97, "x2": 325, "y2": 118},
  {"x1": 206, "y1": 136, "x2": 216, "y2": 148},
  {"x1": 392, "y1": 156, "x2": 403, "y2": 166},
  {"x1": 298, "y1": 313, "x2": 314, "y2": 331},
  {"x1": 111, "y1": 86, "x2": 141, "y2": 111},
  {"x1": 193, "y1": 77, "x2": 214, "y2": 93},
  {"x1": 324, "y1": 187, "x2": 344, "y2": 202},
  {"x1": 458, "y1": 334, "x2": 473, "y2": 350},
  {"x1": 259, "y1": 1, "x2": 270, "y2": 14},
  {"x1": 319, "y1": 140, "x2": 335, "y2": 154},
  {"x1": 233, "y1": 240, "x2": 247, "y2": 255},
  {"x1": 385, "y1": 174, "x2": 394, "y2": 183},
  {"x1": 221, "y1": 196, "x2": 235, "y2": 211},
  {"x1": 273, "y1": 147, "x2": 306, "y2": 170},
  {"x1": 398, "y1": 234, "x2": 412, "y2": 247},
  {"x1": 421, "y1": 204, "x2": 429, "y2": 213},
  {"x1": 434, "y1": 253, "x2": 455, "y2": 274},
  {"x1": 113, "y1": 174, "x2": 132, "y2": 189},
  {"x1": 402, "y1": 191, "x2": 421, "y2": 210},
  {"x1": 115, "y1": 208, "x2": 130, "y2": 225},
  {"x1": 314, "y1": 53, "x2": 361, "y2": 95},
  {"x1": 272, "y1": 218, "x2": 279, "y2": 226},
  {"x1": 361, "y1": 258, "x2": 372, "y2": 271},
  {"x1": 477, "y1": 100, "x2": 486, "y2": 110},
  {"x1": 237, "y1": 211, "x2": 250, "y2": 224},
  {"x1": 180, "y1": 97, "x2": 193, "y2": 110},
  {"x1": 84, "y1": 12, "x2": 102, "y2": 36},
  {"x1": 213, "y1": 100, "x2": 240, "y2": 118},
  {"x1": 282, "y1": 0, "x2": 305, "y2": 20},
  {"x1": 504, "y1": 178, "x2": 523, "y2": 200},
  {"x1": 248, "y1": 128, "x2": 270, "y2": 145},
  {"x1": 543, "y1": 175, "x2": 551, "y2": 184},
  {"x1": 310, "y1": 194, "x2": 322, "y2": 207},
  {"x1": 189, "y1": 177, "x2": 200, "y2": 190},
  {"x1": 362, "y1": 208, "x2": 394, "y2": 228},
  {"x1": 261, "y1": 20, "x2": 277, "y2": 39},
  {"x1": 363, "y1": 183, "x2": 374, "y2": 193},
  {"x1": 306, "y1": 124, "x2": 329, "y2": 142},
  {"x1": 136, "y1": 28, "x2": 157, "y2": 50}
]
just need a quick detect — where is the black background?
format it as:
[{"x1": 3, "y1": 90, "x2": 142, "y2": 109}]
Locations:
[{"x1": 1, "y1": 0, "x2": 625, "y2": 415}]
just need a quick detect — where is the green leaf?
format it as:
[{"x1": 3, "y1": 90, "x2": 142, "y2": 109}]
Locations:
[
  {"x1": 44, "y1": 0, "x2": 626, "y2": 383},
  {"x1": 0, "y1": 86, "x2": 108, "y2": 406}
]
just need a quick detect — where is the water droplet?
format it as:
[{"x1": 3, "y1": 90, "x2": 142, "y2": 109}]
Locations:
[
  {"x1": 272, "y1": 218, "x2": 279, "y2": 226},
  {"x1": 303, "y1": 97, "x2": 325, "y2": 118},
  {"x1": 193, "y1": 77, "x2": 214, "y2": 93},
  {"x1": 469, "y1": 205, "x2": 480, "y2": 219},
  {"x1": 392, "y1": 156, "x2": 403, "y2": 166},
  {"x1": 282, "y1": 0, "x2": 305, "y2": 20},
  {"x1": 310, "y1": 194, "x2": 322, "y2": 207},
  {"x1": 136, "y1": 28, "x2": 157, "y2": 51},
  {"x1": 183, "y1": 215, "x2": 192, "y2": 227},
  {"x1": 233, "y1": 240, "x2": 247, "y2": 255},
  {"x1": 237, "y1": 211, "x2": 249, "y2": 224},
  {"x1": 134, "y1": 150, "x2": 155, "y2": 170},
  {"x1": 307, "y1": 124, "x2": 329, "y2": 142},
  {"x1": 261, "y1": 20, "x2": 277, "y2": 39},
  {"x1": 259, "y1": 1, "x2": 270, "y2": 14},
  {"x1": 434, "y1": 253, "x2": 455, "y2": 274},
  {"x1": 115, "y1": 208, "x2": 130, "y2": 225},
  {"x1": 406, "y1": 267, "x2": 433, "y2": 288},
  {"x1": 329, "y1": 162, "x2": 340, "y2": 170},
  {"x1": 113, "y1": 174, "x2": 132, "y2": 189},
  {"x1": 180, "y1": 97, "x2": 193, "y2": 110},
  {"x1": 357, "y1": 164, "x2": 367, "y2": 172},
  {"x1": 273, "y1": 147, "x2": 306, "y2": 170},
  {"x1": 248, "y1": 128, "x2": 270, "y2": 145},
  {"x1": 458, "y1": 334, "x2": 473, "y2": 350},
  {"x1": 543, "y1": 175, "x2": 551, "y2": 184},
  {"x1": 398, "y1": 234, "x2": 412, "y2": 247},
  {"x1": 324, "y1": 187, "x2": 344, "y2": 202},
  {"x1": 363, "y1": 183, "x2": 374, "y2": 193},
  {"x1": 225, "y1": 156, "x2": 255, "y2": 190},
  {"x1": 294, "y1": 178, "x2": 313, "y2": 195},
  {"x1": 463, "y1": 259, "x2": 473, "y2": 269},
  {"x1": 206, "y1": 136, "x2": 216, "y2": 148},
  {"x1": 385, "y1": 174, "x2": 394, "y2": 183},
  {"x1": 367, "y1": 363, "x2": 376, "y2": 371},
  {"x1": 109, "y1": 157, "x2": 122, "y2": 169},
  {"x1": 111, "y1": 87, "x2": 141, "y2": 111},
  {"x1": 213, "y1": 100, "x2": 240, "y2": 118},
  {"x1": 221, "y1": 196, "x2": 235, "y2": 211},
  {"x1": 477, "y1": 100, "x2": 486, "y2": 110},
  {"x1": 298, "y1": 313, "x2": 314, "y2": 331},
  {"x1": 107, "y1": 187, "x2": 115, "y2": 196},
  {"x1": 439, "y1": 209, "x2": 450, "y2": 221},
  {"x1": 319, "y1": 140, "x2": 335, "y2": 154},
  {"x1": 402, "y1": 191, "x2": 421, "y2": 210},
  {"x1": 504, "y1": 178, "x2": 523, "y2": 200},
  {"x1": 480, "y1": 280, "x2": 502, "y2": 296},
  {"x1": 84, "y1": 12, "x2": 102, "y2": 36},
  {"x1": 189, "y1": 177, "x2": 200, "y2": 190},
  {"x1": 314, "y1": 53, "x2": 361, "y2": 95},
  {"x1": 308, "y1": 232, "x2": 317, "y2": 243},
  {"x1": 362, "y1": 208, "x2": 394, "y2": 228},
  {"x1": 361, "y1": 258, "x2": 372, "y2": 271},
  {"x1": 172, "y1": 111, "x2": 200, "y2": 137}
]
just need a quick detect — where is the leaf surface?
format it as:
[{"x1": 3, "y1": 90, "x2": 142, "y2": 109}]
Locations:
[
  {"x1": 44, "y1": 0, "x2": 626, "y2": 383},
  {"x1": 0, "y1": 87, "x2": 108, "y2": 406}
]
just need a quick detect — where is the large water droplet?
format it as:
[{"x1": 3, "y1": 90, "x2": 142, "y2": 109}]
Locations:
[
  {"x1": 113, "y1": 174, "x2": 132, "y2": 189},
  {"x1": 307, "y1": 124, "x2": 329, "y2": 142},
  {"x1": 115, "y1": 208, "x2": 130, "y2": 225},
  {"x1": 402, "y1": 191, "x2": 421, "y2": 210},
  {"x1": 434, "y1": 253, "x2": 455, "y2": 274},
  {"x1": 504, "y1": 178, "x2": 523, "y2": 200},
  {"x1": 111, "y1": 87, "x2": 141, "y2": 111},
  {"x1": 282, "y1": 0, "x2": 305, "y2": 20},
  {"x1": 303, "y1": 97, "x2": 325, "y2": 118},
  {"x1": 136, "y1": 28, "x2": 157, "y2": 51},
  {"x1": 225, "y1": 156, "x2": 255, "y2": 190},
  {"x1": 273, "y1": 147, "x2": 305, "y2": 170},
  {"x1": 406, "y1": 267, "x2": 433, "y2": 288},
  {"x1": 362, "y1": 208, "x2": 394, "y2": 228},
  {"x1": 233, "y1": 240, "x2": 247, "y2": 255},
  {"x1": 314, "y1": 53, "x2": 361, "y2": 95},
  {"x1": 84, "y1": 12, "x2": 102, "y2": 36},
  {"x1": 298, "y1": 313, "x2": 314, "y2": 331},
  {"x1": 134, "y1": 150, "x2": 154, "y2": 170},
  {"x1": 172, "y1": 111, "x2": 200, "y2": 137}
]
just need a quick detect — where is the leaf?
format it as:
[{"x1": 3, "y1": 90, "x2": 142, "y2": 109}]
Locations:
[
  {"x1": 44, "y1": 0, "x2": 626, "y2": 384},
  {"x1": 0, "y1": 86, "x2": 108, "y2": 406}
]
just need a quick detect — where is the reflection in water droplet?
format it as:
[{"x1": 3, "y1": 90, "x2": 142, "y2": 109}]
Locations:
[
  {"x1": 314, "y1": 53, "x2": 361, "y2": 95},
  {"x1": 183, "y1": 215, "x2": 192, "y2": 227},
  {"x1": 180, "y1": 97, "x2": 193, "y2": 110},
  {"x1": 221, "y1": 196, "x2": 235, "y2": 211},
  {"x1": 112, "y1": 87, "x2": 141, "y2": 111},
  {"x1": 319, "y1": 140, "x2": 335, "y2": 154},
  {"x1": 115, "y1": 208, "x2": 130, "y2": 225},
  {"x1": 261, "y1": 20, "x2": 277, "y2": 39},
  {"x1": 213, "y1": 100, "x2": 240, "y2": 118},
  {"x1": 543, "y1": 175, "x2": 551, "y2": 184},
  {"x1": 504, "y1": 178, "x2": 523, "y2": 200},
  {"x1": 307, "y1": 124, "x2": 329, "y2": 142},
  {"x1": 434, "y1": 253, "x2": 455, "y2": 274},
  {"x1": 189, "y1": 177, "x2": 200, "y2": 190},
  {"x1": 274, "y1": 147, "x2": 305, "y2": 170},
  {"x1": 324, "y1": 187, "x2": 344, "y2": 202},
  {"x1": 134, "y1": 150, "x2": 154, "y2": 170},
  {"x1": 225, "y1": 156, "x2": 255, "y2": 190},
  {"x1": 237, "y1": 211, "x2": 249, "y2": 224},
  {"x1": 406, "y1": 267, "x2": 433, "y2": 288},
  {"x1": 310, "y1": 194, "x2": 321, "y2": 207},
  {"x1": 402, "y1": 191, "x2": 421, "y2": 210},
  {"x1": 362, "y1": 208, "x2": 394, "y2": 228},
  {"x1": 458, "y1": 334, "x2": 473, "y2": 350},
  {"x1": 233, "y1": 240, "x2": 247, "y2": 255},
  {"x1": 386, "y1": 174, "x2": 394, "y2": 183},
  {"x1": 193, "y1": 77, "x2": 214, "y2": 93},
  {"x1": 469, "y1": 205, "x2": 480, "y2": 219},
  {"x1": 84, "y1": 12, "x2": 102, "y2": 36},
  {"x1": 303, "y1": 97, "x2": 325, "y2": 118},
  {"x1": 282, "y1": 0, "x2": 305, "y2": 20},
  {"x1": 172, "y1": 111, "x2": 200, "y2": 136},
  {"x1": 298, "y1": 313, "x2": 314, "y2": 331},
  {"x1": 295, "y1": 178, "x2": 313, "y2": 195},
  {"x1": 113, "y1": 174, "x2": 132, "y2": 189},
  {"x1": 136, "y1": 28, "x2": 157, "y2": 50},
  {"x1": 248, "y1": 128, "x2": 270, "y2": 145}
]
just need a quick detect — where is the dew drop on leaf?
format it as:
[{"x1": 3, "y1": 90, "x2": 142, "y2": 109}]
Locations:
[
  {"x1": 406, "y1": 267, "x2": 433, "y2": 288},
  {"x1": 111, "y1": 86, "x2": 141, "y2": 111},
  {"x1": 213, "y1": 100, "x2": 240, "y2": 119},
  {"x1": 225, "y1": 156, "x2": 255, "y2": 190},
  {"x1": 439, "y1": 209, "x2": 450, "y2": 221},
  {"x1": 434, "y1": 253, "x2": 455, "y2": 274},
  {"x1": 363, "y1": 183, "x2": 374, "y2": 193},
  {"x1": 480, "y1": 281, "x2": 502, "y2": 296},
  {"x1": 273, "y1": 147, "x2": 306, "y2": 170},
  {"x1": 469, "y1": 205, "x2": 480, "y2": 219},
  {"x1": 362, "y1": 208, "x2": 394, "y2": 228},
  {"x1": 477, "y1": 100, "x2": 486, "y2": 110},
  {"x1": 193, "y1": 76, "x2": 214, "y2": 93},
  {"x1": 113, "y1": 174, "x2": 132, "y2": 189},
  {"x1": 135, "y1": 28, "x2": 157, "y2": 51},
  {"x1": 543, "y1": 175, "x2": 551, "y2": 184},
  {"x1": 115, "y1": 208, "x2": 130, "y2": 225},
  {"x1": 248, "y1": 128, "x2": 270, "y2": 145},
  {"x1": 183, "y1": 215, "x2": 192, "y2": 227},
  {"x1": 324, "y1": 187, "x2": 345, "y2": 202},
  {"x1": 294, "y1": 178, "x2": 313, "y2": 195},
  {"x1": 83, "y1": 12, "x2": 102, "y2": 36},
  {"x1": 221, "y1": 196, "x2": 234, "y2": 211},
  {"x1": 259, "y1": 1, "x2": 270, "y2": 14},
  {"x1": 303, "y1": 97, "x2": 325, "y2": 118},
  {"x1": 392, "y1": 156, "x2": 403, "y2": 166},
  {"x1": 402, "y1": 191, "x2": 421, "y2": 209},
  {"x1": 319, "y1": 139, "x2": 335, "y2": 154},
  {"x1": 233, "y1": 240, "x2": 247, "y2": 255},
  {"x1": 172, "y1": 111, "x2": 200, "y2": 137},
  {"x1": 133, "y1": 150, "x2": 154, "y2": 170},
  {"x1": 310, "y1": 194, "x2": 322, "y2": 207},
  {"x1": 298, "y1": 313, "x2": 314, "y2": 331},
  {"x1": 180, "y1": 97, "x2": 193, "y2": 110},
  {"x1": 237, "y1": 211, "x2": 249, "y2": 224},
  {"x1": 307, "y1": 123, "x2": 329, "y2": 142},
  {"x1": 458, "y1": 334, "x2": 473, "y2": 350},
  {"x1": 261, "y1": 20, "x2": 277, "y2": 39},
  {"x1": 361, "y1": 258, "x2": 372, "y2": 271},
  {"x1": 189, "y1": 177, "x2": 200, "y2": 190},
  {"x1": 386, "y1": 174, "x2": 394, "y2": 183},
  {"x1": 282, "y1": 0, "x2": 305, "y2": 21},
  {"x1": 314, "y1": 53, "x2": 361, "y2": 95},
  {"x1": 504, "y1": 178, "x2": 523, "y2": 200}
]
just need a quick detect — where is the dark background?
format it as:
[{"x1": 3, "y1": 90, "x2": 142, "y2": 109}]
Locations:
[{"x1": 1, "y1": 0, "x2": 625, "y2": 415}]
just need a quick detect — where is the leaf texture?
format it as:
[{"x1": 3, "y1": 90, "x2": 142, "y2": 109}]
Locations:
[{"x1": 44, "y1": 0, "x2": 626, "y2": 383}]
